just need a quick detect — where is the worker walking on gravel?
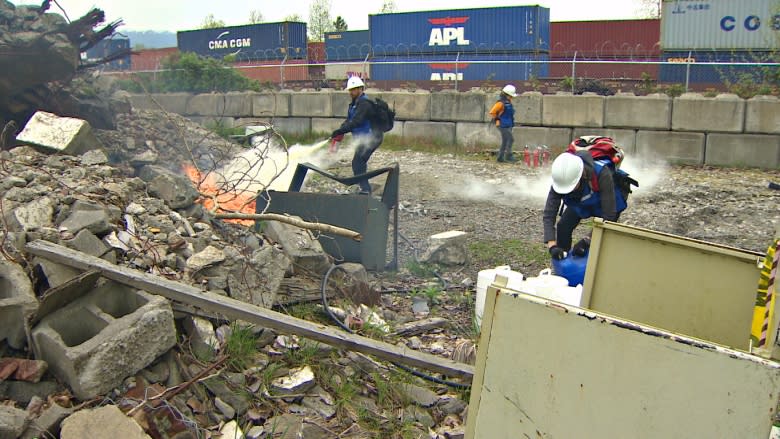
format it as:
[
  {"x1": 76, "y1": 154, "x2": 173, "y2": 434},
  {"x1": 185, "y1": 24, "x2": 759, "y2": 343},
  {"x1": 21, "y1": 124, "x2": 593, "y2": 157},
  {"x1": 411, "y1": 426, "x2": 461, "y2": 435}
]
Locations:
[
  {"x1": 543, "y1": 151, "x2": 629, "y2": 260},
  {"x1": 330, "y1": 76, "x2": 384, "y2": 195},
  {"x1": 488, "y1": 84, "x2": 518, "y2": 163}
]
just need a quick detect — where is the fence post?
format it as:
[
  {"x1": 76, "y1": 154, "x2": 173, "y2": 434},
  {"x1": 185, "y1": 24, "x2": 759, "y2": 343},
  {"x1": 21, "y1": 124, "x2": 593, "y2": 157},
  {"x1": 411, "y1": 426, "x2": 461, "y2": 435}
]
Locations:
[
  {"x1": 280, "y1": 55, "x2": 287, "y2": 89},
  {"x1": 362, "y1": 53, "x2": 370, "y2": 83},
  {"x1": 571, "y1": 51, "x2": 577, "y2": 93},
  {"x1": 685, "y1": 50, "x2": 692, "y2": 92},
  {"x1": 455, "y1": 52, "x2": 460, "y2": 92}
]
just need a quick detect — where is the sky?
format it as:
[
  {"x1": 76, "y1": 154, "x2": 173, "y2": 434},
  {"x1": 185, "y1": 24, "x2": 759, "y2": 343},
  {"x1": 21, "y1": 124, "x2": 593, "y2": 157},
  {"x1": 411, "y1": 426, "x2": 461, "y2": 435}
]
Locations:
[{"x1": 10, "y1": 0, "x2": 650, "y2": 32}]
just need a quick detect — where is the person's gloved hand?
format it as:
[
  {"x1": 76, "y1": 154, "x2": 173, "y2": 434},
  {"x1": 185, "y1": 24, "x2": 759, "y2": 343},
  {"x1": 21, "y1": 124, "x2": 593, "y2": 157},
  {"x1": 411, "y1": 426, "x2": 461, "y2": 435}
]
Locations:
[
  {"x1": 549, "y1": 245, "x2": 566, "y2": 260},
  {"x1": 572, "y1": 238, "x2": 590, "y2": 257},
  {"x1": 331, "y1": 129, "x2": 345, "y2": 140},
  {"x1": 331, "y1": 133, "x2": 344, "y2": 142}
]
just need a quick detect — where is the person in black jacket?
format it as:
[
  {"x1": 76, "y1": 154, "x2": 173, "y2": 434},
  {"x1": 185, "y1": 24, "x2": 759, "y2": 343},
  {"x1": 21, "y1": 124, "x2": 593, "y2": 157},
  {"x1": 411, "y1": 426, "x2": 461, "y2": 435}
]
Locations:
[{"x1": 330, "y1": 76, "x2": 384, "y2": 195}]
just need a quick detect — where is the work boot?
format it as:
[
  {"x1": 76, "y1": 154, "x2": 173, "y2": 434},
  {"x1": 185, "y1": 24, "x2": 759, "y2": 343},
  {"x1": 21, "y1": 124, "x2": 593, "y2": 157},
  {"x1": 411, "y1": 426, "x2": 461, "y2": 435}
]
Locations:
[
  {"x1": 497, "y1": 152, "x2": 505, "y2": 163},
  {"x1": 505, "y1": 154, "x2": 517, "y2": 163}
]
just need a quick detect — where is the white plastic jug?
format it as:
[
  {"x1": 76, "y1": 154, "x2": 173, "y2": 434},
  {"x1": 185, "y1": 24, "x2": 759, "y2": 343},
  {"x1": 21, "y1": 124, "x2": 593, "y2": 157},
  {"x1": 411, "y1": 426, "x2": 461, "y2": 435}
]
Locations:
[
  {"x1": 475, "y1": 266, "x2": 524, "y2": 328},
  {"x1": 521, "y1": 268, "x2": 570, "y2": 298}
]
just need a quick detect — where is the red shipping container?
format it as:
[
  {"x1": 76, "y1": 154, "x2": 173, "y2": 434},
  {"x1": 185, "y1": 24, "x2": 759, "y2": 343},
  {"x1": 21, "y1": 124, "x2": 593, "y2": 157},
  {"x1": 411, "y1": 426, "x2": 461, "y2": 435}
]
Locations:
[
  {"x1": 131, "y1": 47, "x2": 179, "y2": 71},
  {"x1": 551, "y1": 19, "x2": 660, "y2": 59},
  {"x1": 549, "y1": 60, "x2": 658, "y2": 80},
  {"x1": 307, "y1": 42, "x2": 325, "y2": 64},
  {"x1": 232, "y1": 59, "x2": 309, "y2": 82}
]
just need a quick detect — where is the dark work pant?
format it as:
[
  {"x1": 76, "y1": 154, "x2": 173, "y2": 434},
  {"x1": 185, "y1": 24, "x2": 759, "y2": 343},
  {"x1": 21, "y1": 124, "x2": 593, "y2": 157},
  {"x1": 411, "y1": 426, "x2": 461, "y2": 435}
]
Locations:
[
  {"x1": 556, "y1": 207, "x2": 622, "y2": 251},
  {"x1": 498, "y1": 127, "x2": 514, "y2": 159},
  {"x1": 352, "y1": 132, "x2": 383, "y2": 193}
]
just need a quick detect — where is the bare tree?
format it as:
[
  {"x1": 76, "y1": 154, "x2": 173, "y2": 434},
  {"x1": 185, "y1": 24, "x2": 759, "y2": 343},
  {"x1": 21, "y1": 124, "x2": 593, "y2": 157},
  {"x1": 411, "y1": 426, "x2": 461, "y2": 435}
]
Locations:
[
  {"x1": 285, "y1": 13, "x2": 302, "y2": 22},
  {"x1": 380, "y1": 0, "x2": 397, "y2": 13},
  {"x1": 636, "y1": 0, "x2": 661, "y2": 18},
  {"x1": 249, "y1": 10, "x2": 263, "y2": 24},
  {"x1": 333, "y1": 16, "x2": 348, "y2": 32},
  {"x1": 201, "y1": 13, "x2": 226, "y2": 29},
  {"x1": 308, "y1": 0, "x2": 334, "y2": 42}
]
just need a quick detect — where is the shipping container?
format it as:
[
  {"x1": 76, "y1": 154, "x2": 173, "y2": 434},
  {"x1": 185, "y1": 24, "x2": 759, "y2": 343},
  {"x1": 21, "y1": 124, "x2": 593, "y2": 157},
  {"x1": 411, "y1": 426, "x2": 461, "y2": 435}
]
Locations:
[
  {"x1": 83, "y1": 38, "x2": 131, "y2": 71},
  {"x1": 177, "y1": 22, "x2": 307, "y2": 61},
  {"x1": 232, "y1": 59, "x2": 309, "y2": 83},
  {"x1": 371, "y1": 53, "x2": 548, "y2": 81},
  {"x1": 325, "y1": 62, "x2": 370, "y2": 80},
  {"x1": 131, "y1": 47, "x2": 179, "y2": 71},
  {"x1": 325, "y1": 30, "x2": 371, "y2": 61},
  {"x1": 307, "y1": 41, "x2": 325, "y2": 64},
  {"x1": 659, "y1": 50, "x2": 777, "y2": 84},
  {"x1": 369, "y1": 6, "x2": 550, "y2": 56},
  {"x1": 549, "y1": 57, "x2": 659, "y2": 79},
  {"x1": 551, "y1": 19, "x2": 660, "y2": 58},
  {"x1": 662, "y1": 0, "x2": 780, "y2": 50}
]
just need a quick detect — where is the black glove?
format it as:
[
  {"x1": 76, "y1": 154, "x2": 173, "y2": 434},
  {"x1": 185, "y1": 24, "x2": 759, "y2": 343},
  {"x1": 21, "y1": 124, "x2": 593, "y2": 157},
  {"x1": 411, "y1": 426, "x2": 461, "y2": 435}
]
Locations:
[
  {"x1": 572, "y1": 238, "x2": 590, "y2": 257},
  {"x1": 549, "y1": 246, "x2": 566, "y2": 260}
]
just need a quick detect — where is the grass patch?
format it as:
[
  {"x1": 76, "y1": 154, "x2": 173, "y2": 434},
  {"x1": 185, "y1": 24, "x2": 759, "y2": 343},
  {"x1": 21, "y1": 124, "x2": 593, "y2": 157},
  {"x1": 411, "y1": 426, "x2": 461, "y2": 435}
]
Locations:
[
  {"x1": 224, "y1": 323, "x2": 258, "y2": 371},
  {"x1": 404, "y1": 259, "x2": 439, "y2": 278},
  {"x1": 468, "y1": 239, "x2": 548, "y2": 271}
]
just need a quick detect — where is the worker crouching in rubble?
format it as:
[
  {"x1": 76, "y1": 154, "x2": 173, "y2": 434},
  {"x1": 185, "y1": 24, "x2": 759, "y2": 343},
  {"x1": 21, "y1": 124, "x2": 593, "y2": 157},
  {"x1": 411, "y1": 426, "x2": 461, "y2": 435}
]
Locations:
[
  {"x1": 543, "y1": 151, "x2": 628, "y2": 260},
  {"x1": 330, "y1": 76, "x2": 383, "y2": 195}
]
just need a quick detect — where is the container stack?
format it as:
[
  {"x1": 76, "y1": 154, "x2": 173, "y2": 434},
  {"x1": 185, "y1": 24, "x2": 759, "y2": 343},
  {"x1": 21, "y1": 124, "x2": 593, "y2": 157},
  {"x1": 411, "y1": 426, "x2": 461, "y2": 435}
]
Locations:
[
  {"x1": 660, "y1": 0, "x2": 779, "y2": 85},
  {"x1": 368, "y1": 6, "x2": 550, "y2": 82},
  {"x1": 324, "y1": 30, "x2": 371, "y2": 81},
  {"x1": 84, "y1": 38, "x2": 132, "y2": 71}
]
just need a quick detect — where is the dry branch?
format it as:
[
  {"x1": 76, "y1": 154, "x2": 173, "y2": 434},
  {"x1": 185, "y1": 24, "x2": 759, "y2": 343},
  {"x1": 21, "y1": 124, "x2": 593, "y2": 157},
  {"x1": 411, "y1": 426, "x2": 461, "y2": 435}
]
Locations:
[{"x1": 215, "y1": 213, "x2": 362, "y2": 241}]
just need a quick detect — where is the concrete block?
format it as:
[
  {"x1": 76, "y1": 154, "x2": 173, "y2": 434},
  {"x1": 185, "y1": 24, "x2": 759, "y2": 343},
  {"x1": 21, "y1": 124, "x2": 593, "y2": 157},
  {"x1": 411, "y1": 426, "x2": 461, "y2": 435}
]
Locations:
[
  {"x1": 0, "y1": 261, "x2": 38, "y2": 350},
  {"x1": 0, "y1": 405, "x2": 28, "y2": 439},
  {"x1": 404, "y1": 121, "x2": 456, "y2": 145},
  {"x1": 137, "y1": 165, "x2": 199, "y2": 210},
  {"x1": 252, "y1": 92, "x2": 291, "y2": 117},
  {"x1": 126, "y1": 94, "x2": 155, "y2": 110},
  {"x1": 222, "y1": 92, "x2": 253, "y2": 117},
  {"x1": 272, "y1": 117, "x2": 311, "y2": 136},
  {"x1": 385, "y1": 120, "x2": 403, "y2": 138},
  {"x1": 515, "y1": 91, "x2": 543, "y2": 126},
  {"x1": 264, "y1": 217, "x2": 331, "y2": 275},
  {"x1": 705, "y1": 133, "x2": 780, "y2": 168},
  {"x1": 432, "y1": 91, "x2": 485, "y2": 122},
  {"x1": 542, "y1": 93, "x2": 605, "y2": 127},
  {"x1": 186, "y1": 116, "x2": 235, "y2": 129},
  {"x1": 4, "y1": 196, "x2": 54, "y2": 231},
  {"x1": 672, "y1": 93, "x2": 745, "y2": 133},
  {"x1": 572, "y1": 128, "x2": 637, "y2": 155},
  {"x1": 745, "y1": 95, "x2": 780, "y2": 134},
  {"x1": 331, "y1": 92, "x2": 355, "y2": 118},
  {"x1": 59, "y1": 209, "x2": 111, "y2": 237},
  {"x1": 185, "y1": 93, "x2": 222, "y2": 116},
  {"x1": 149, "y1": 93, "x2": 190, "y2": 114},
  {"x1": 182, "y1": 316, "x2": 218, "y2": 359},
  {"x1": 32, "y1": 281, "x2": 176, "y2": 399},
  {"x1": 456, "y1": 122, "x2": 502, "y2": 150},
  {"x1": 381, "y1": 91, "x2": 431, "y2": 121},
  {"x1": 60, "y1": 405, "x2": 150, "y2": 439},
  {"x1": 605, "y1": 93, "x2": 671, "y2": 130},
  {"x1": 514, "y1": 127, "x2": 574, "y2": 150},
  {"x1": 290, "y1": 92, "x2": 333, "y2": 117},
  {"x1": 33, "y1": 259, "x2": 80, "y2": 290},
  {"x1": 17, "y1": 111, "x2": 104, "y2": 155},
  {"x1": 311, "y1": 118, "x2": 344, "y2": 135},
  {"x1": 636, "y1": 130, "x2": 705, "y2": 165}
]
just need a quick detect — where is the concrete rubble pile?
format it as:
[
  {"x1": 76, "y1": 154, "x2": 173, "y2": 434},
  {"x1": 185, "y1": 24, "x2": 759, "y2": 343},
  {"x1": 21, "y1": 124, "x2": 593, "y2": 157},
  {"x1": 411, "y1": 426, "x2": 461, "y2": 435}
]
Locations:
[{"x1": 0, "y1": 109, "x2": 470, "y2": 438}]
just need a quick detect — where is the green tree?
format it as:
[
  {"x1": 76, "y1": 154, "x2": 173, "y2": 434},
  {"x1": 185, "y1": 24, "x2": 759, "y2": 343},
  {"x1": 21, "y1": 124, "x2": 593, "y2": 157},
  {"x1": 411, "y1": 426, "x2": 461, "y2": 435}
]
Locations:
[
  {"x1": 249, "y1": 10, "x2": 263, "y2": 24},
  {"x1": 284, "y1": 13, "x2": 302, "y2": 22},
  {"x1": 333, "y1": 15, "x2": 348, "y2": 32},
  {"x1": 201, "y1": 13, "x2": 226, "y2": 29},
  {"x1": 159, "y1": 52, "x2": 260, "y2": 93},
  {"x1": 380, "y1": 0, "x2": 397, "y2": 13},
  {"x1": 308, "y1": 0, "x2": 335, "y2": 42}
]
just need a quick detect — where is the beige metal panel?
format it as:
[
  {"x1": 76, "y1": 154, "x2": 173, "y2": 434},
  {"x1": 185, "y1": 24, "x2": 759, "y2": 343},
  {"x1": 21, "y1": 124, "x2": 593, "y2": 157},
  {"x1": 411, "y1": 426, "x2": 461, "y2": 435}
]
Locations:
[
  {"x1": 582, "y1": 220, "x2": 762, "y2": 351},
  {"x1": 325, "y1": 63, "x2": 370, "y2": 81},
  {"x1": 466, "y1": 289, "x2": 780, "y2": 439}
]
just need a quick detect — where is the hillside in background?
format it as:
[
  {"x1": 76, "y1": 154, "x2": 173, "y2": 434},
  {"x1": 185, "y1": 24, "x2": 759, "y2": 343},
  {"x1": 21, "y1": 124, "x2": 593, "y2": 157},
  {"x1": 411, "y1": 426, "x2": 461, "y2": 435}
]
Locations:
[{"x1": 123, "y1": 30, "x2": 177, "y2": 49}]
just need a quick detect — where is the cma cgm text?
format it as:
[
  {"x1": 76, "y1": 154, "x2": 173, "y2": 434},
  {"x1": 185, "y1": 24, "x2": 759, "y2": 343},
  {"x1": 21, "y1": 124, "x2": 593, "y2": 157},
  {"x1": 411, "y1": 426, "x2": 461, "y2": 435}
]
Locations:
[{"x1": 208, "y1": 38, "x2": 252, "y2": 50}]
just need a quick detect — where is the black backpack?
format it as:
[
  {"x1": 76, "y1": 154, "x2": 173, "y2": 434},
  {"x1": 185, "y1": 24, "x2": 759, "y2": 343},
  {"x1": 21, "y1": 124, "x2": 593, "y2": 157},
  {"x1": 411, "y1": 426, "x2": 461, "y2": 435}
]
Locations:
[{"x1": 369, "y1": 98, "x2": 395, "y2": 132}]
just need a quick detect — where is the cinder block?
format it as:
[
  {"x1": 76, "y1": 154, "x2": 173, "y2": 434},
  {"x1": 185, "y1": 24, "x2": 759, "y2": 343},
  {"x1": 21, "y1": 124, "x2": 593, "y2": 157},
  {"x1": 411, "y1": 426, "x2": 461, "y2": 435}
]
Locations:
[
  {"x1": 456, "y1": 122, "x2": 501, "y2": 150},
  {"x1": 221, "y1": 92, "x2": 253, "y2": 117},
  {"x1": 185, "y1": 93, "x2": 222, "y2": 116},
  {"x1": 403, "y1": 121, "x2": 455, "y2": 145},
  {"x1": 636, "y1": 130, "x2": 705, "y2": 165},
  {"x1": 290, "y1": 92, "x2": 333, "y2": 117},
  {"x1": 542, "y1": 93, "x2": 605, "y2": 128},
  {"x1": 432, "y1": 91, "x2": 485, "y2": 122},
  {"x1": 672, "y1": 93, "x2": 745, "y2": 133},
  {"x1": 32, "y1": 281, "x2": 176, "y2": 399},
  {"x1": 311, "y1": 118, "x2": 343, "y2": 135},
  {"x1": 572, "y1": 128, "x2": 637, "y2": 155},
  {"x1": 150, "y1": 93, "x2": 190, "y2": 114},
  {"x1": 514, "y1": 127, "x2": 574, "y2": 151},
  {"x1": 605, "y1": 94, "x2": 671, "y2": 130},
  {"x1": 705, "y1": 133, "x2": 780, "y2": 168},
  {"x1": 272, "y1": 117, "x2": 311, "y2": 136},
  {"x1": 381, "y1": 92, "x2": 431, "y2": 121},
  {"x1": 252, "y1": 92, "x2": 290, "y2": 117},
  {"x1": 0, "y1": 261, "x2": 38, "y2": 349},
  {"x1": 745, "y1": 95, "x2": 780, "y2": 134}
]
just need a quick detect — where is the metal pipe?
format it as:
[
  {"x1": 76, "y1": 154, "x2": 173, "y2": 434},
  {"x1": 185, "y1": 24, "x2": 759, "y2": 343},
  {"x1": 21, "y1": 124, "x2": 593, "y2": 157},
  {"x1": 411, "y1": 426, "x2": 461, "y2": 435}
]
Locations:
[
  {"x1": 455, "y1": 51, "x2": 460, "y2": 92},
  {"x1": 685, "y1": 50, "x2": 692, "y2": 92},
  {"x1": 572, "y1": 51, "x2": 577, "y2": 93}
]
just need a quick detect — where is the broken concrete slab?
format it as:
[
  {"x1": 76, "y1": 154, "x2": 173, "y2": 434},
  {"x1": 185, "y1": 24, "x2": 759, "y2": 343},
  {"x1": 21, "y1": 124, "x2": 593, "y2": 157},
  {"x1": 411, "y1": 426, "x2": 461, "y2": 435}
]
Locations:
[
  {"x1": 137, "y1": 165, "x2": 199, "y2": 209},
  {"x1": 185, "y1": 245, "x2": 225, "y2": 272},
  {"x1": 202, "y1": 376, "x2": 250, "y2": 416},
  {"x1": 419, "y1": 230, "x2": 469, "y2": 266},
  {"x1": 80, "y1": 149, "x2": 109, "y2": 166},
  {"x1": 182, "y1": 316, "x2": 218, "y2": 360},
  {"x1": 60, "y1": 405, "x2": 150, "y2": 439},
  {"x1": 301, "y1": 385, "x2": 336, "y2": 420},
  {"x1": 59, "y1": 208, "x2": 112, "y2": 237},
  {"x1": 31, "y1": 281, "x2": 176, "y2": 399},
  {"x1": 263, "y1": 218, "x2": 332, "y2": 275},
  {"x1": 270, "y1": 365, "x2": 316, "y2": 396},
  {"x1": 4, "y1": 196, "x2": 54, "y2": 231},
  {"x1": 0, "y1": 405, "x2": 29, "y2": 439},
  {"x1": 33, "y1": 271, "x2": 100, "y2": 326},
  {"x1": 17, "y1": 111, "x2": 104, "y2": 156},
  {"x1": 63, "y1": 229, "x2": 114, "y2": 262},
  {"x1": 264, "y1": 413, "x2": 331, "y2": 439},
  {"x1": 0, "y1": 381, "x2": 61, "y2": 406},
  {"x1": 0, "y1": 260, "x2": 38, "y2": 349},
  {"x1": 20, "y1": 403, "x2": 73, "y2": 439},
  {"x1": 226, "y1": 245, "x2": 289, "y2": 308},
  {"x1": 399, "y1": 383, "x2": 440, "y2": 408}
]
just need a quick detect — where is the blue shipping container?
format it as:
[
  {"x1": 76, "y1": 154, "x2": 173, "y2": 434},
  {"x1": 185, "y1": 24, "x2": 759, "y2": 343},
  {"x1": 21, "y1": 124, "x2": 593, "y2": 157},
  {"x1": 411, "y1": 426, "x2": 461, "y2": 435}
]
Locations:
[
  {"x1": 325, "y1": 30, "x2": 371, "y2": 61},
  {"x1": 177, "y1": 22, "x2": 307, "y2": 61},
  {"x1": 83, "y1": 38, "x2": 131, "y2": 71},
  {"x1": 371, "y1": 53, "x2": 549, "y2": 81},
  {"x1": 659, "y1": 50, "x2": 777, "y2": 84},
  {"x1": 369, "y1": 6, "x2": 550, "y2": 56}
]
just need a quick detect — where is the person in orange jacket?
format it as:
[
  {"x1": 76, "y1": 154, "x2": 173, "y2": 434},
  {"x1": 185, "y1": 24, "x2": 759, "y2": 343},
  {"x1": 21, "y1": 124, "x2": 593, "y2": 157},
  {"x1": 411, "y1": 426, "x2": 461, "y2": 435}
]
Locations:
[{"x1": 488, "y1": 84, "x2": 518, "y2": 163}]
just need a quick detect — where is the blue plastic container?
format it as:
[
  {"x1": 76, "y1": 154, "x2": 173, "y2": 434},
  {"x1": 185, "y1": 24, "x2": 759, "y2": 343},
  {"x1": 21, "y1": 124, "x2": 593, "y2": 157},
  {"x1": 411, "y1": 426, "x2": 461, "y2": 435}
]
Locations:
[{"x1": 551, "y1": 253, "x2": 588, "y2": 287}]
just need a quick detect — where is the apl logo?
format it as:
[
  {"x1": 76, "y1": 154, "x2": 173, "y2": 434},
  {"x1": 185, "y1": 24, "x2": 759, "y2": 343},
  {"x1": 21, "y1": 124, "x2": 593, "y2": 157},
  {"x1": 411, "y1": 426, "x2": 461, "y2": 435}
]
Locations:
[
  {"x1": 428, "y1": 63, "x2": 470, "y2": 81},
  {"x1": 428, "y1": 16, "x2": 470, "y2": 46}
]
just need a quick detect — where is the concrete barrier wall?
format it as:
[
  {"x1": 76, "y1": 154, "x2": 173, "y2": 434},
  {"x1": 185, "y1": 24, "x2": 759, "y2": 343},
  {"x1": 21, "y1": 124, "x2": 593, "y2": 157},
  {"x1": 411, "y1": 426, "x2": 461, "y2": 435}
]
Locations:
[{"x1": 127, "y1": 91, "x2": 780, "y2": 169}]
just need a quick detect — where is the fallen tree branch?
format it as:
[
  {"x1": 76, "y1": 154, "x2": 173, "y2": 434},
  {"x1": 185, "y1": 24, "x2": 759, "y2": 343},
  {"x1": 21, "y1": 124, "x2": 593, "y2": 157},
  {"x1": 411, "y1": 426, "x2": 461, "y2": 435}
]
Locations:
[{"x1": 215, "y1": 212, "x2": 362, "y2": 241}]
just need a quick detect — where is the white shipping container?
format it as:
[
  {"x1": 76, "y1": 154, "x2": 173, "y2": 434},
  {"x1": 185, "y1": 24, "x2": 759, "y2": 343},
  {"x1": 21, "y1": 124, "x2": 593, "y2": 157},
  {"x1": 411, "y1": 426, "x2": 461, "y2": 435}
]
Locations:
[
  {"x1": 324, "y1": 63, "x2": 370, "y2": 81},
  {"x1": 661, "y1": 0, "x2": 780, "y2": 50}
]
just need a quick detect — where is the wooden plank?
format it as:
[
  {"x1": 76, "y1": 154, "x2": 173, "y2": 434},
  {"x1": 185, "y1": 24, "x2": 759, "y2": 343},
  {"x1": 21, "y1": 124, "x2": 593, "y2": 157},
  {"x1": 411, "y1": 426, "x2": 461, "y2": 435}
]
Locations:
[
  {"x1": 26, "y1": 240, "x2": 473, "y2": 380},
  {"x1": 392, "y1": 317, "x2": 448, "y2": 337}
]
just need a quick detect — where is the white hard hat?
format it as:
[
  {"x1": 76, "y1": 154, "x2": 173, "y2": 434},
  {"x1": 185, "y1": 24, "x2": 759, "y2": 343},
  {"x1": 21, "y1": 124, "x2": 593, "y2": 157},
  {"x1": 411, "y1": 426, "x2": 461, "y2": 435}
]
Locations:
[
  {"x1": 551, "y1": 153, "x2": 584, "y2": 194},
  {"x1": 501, "y1": 84, "x2": 518, "y2": 97},
  {"x1": 346, "y1": 76, "x2": 365, "y2": 90}
]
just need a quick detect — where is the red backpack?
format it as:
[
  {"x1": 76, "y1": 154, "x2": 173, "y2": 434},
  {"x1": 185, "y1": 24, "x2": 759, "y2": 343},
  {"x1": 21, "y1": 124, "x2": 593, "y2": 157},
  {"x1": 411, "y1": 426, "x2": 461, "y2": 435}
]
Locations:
[{"x1": 566, "y1": 136, "x2": 625, "y2": 168}]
